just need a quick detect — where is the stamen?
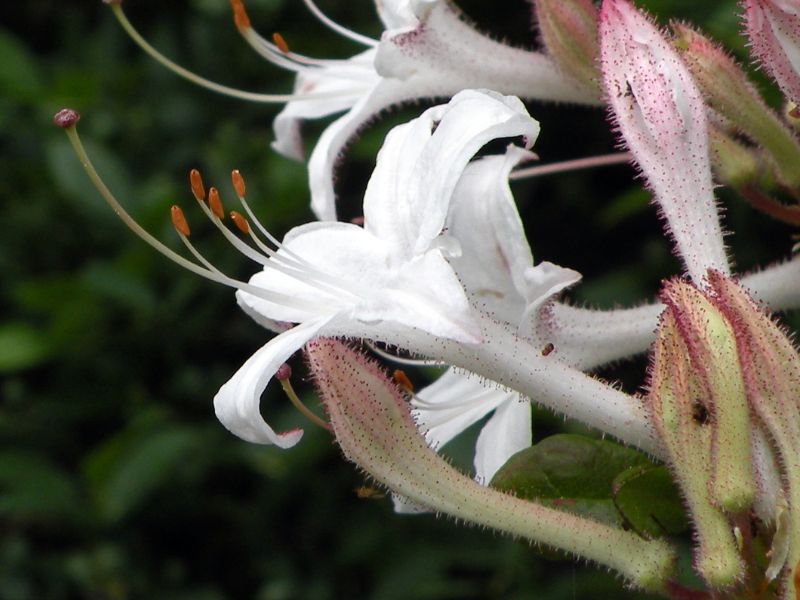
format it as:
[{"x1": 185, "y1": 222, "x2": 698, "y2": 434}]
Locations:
[
  {"x1": 231, "y1": 169, "x2": 246, "y2": 198},
  {"x1": 208, "y1": 187, "x2": 225, "y2": 220},
  {"x1": 190, "y1": 168, "x2": 206, "y2": 201},
  {"x1": 230, "y1": 210, "x2": 250, "y2": 235},
  {"x1": 170, "y1": 205, "x2": 191, "y2": 237},
  {"x1": 107, "y1": 2, "x2": 349, "y2": 103},
  {"x1": 55, "y1": 110, "x2": 331, "y2": 314},
  {"x1": 276, "y1": 363, "x2": 332, "y2": 431},
  {"x1": 300, "y1": 0, "x2": 378, "y2": 47},
  {"x1": 392, "y1": 369, "x2": 414, "y2": 394},
  {"x1": 510, "y1": 152, "x2": 632, "y2": 180},
  {"x1": 272, "y1": 32, "x2": 290, "y2": 54},
  {"x1": 229, "y1": 0, "x2": 251, "y2": 31},
  {"x1": 366, "y1": 341, "x2": 443, "y2": 367}
]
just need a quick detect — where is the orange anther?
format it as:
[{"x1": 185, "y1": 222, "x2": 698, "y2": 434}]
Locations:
[
  {"x1": 189, "y1": 169, "x2": 205, "y2": 201},
  {"x1": 208, "y1": 187, "x2": 225, "y2": 220},
  {"x1": 229, "y1": 0, "x2": 251, "y2": 31},
  {"x1": 273, "y1": 32, "x2": 290, "y2": 54},
  {"x1": 392, "y1": 369, "x2": 414, "y2": 393},
  {"x1": 231, "y1": 169, "x2": 246, "y2": 198},
  {"x1": 230, "y1": 210, "x2": 250, "y2": 234},
  {"x1": 170, "y1": 205, "x2": 191, "y2": 237}
]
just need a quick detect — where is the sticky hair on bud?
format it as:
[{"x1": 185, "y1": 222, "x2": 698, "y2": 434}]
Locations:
[
  {"x1": 229, "y1": 0, "x2": 251, "y2": 30},
  {"x1": 273, "y1": 32, "x2": 290, "y2": 54},
  {"x1": 231, "y1": 169, "x2": 246, "y2": 198},
  {"x1": 170, "y1": 205, "x2": 191, "y2": 237},
  {"x1": 189, "y1": 169, "x2": 205, "y2": 201},
  {"x1": 275, "y1": 363, "x2": 292, "y2": 381},
  {"x1": 208, "y1": 187, "x2": 225, "y2": 220},
  {"x1": 392, "y1": 369, "x2": 414, "y2": 393},
  {"x1": 53, "y1": 108, "x2": 81, "y2": 129},
  {"x1": 230, "y1": 210, "x2": 250, "y2": 234}
]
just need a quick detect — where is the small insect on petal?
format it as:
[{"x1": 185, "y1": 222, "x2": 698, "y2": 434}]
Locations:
[
  {"x1": 170, "y1": 205, "x2": 191, "y2": 237},
  {"x1": 230, "y1": 210, "x2": 250, "y2": 235},
  {"x1": 231, "y1": 169, "x2": 246, "y2": 198},
  {"x1": 541, "y1": 342, "x2": 555, "y2": 356},
  {"x1": 208, "y1": 187, "x2": 225, "y2": 220},
  {"x1": 189, "y1": 168, "x2": 206, "y2": 202}
]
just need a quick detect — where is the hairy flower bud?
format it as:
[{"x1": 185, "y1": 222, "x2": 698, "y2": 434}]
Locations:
[
  {"x1": 533, "y1": 0, "x2": 601, "y2": 97},
  {"x1": 306, "y1": 338, "x2": 676, "y2": 590}
]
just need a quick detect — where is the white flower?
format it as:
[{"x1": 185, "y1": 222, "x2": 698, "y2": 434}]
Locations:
[{"x1": 213, "y1": 89, "x2": 541, "y2": 448}]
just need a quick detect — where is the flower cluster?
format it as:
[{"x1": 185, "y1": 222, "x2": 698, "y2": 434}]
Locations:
[{"x1": 58, "y1": 0, "x2": 800, "y2": 596}]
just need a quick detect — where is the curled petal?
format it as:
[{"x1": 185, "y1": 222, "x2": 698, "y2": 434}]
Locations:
[
  {"x1": 474, "y1": 397, "x2": 531, "y2": 484},
  {"x1": 213, "y1": 318, "x2": 331, "y2": 447}
]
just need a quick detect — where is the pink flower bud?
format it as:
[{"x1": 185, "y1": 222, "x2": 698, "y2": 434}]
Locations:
[
  {"x1": 743, "y1": 0, "x2": 800, "y2": 104},
  {"x1": 599, "y1": 0, "x2": 729, "y2": 284}
]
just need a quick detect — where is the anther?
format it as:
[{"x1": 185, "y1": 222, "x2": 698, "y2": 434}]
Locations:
[
  {"x1": 231, "y1": 169, "x2": 246, "y2": 198},
  {"x1": 189, "y1": 169, "x2": 205, "y2": 202},
  {"x1": 208, "y1": 187, "x2": 225, "y2": 220},
  {"x1": 273, "y1": 32, "x2": 290, "y2": 54},
  {"x1": 229, "y1": 0, "x2": 251, "y2": 31},
  {"x1": 230, "y1": 211, "x2": 250, "y2": 234},
  {"x1": 392, "y1": 369, "x2": 414, "y2": 394},
  {"x1": 53, "y1": 108, "x2": 81, "y2": 129},
  {"x1": 170, "y1": 205, "x2": 191, "y2": 237}
]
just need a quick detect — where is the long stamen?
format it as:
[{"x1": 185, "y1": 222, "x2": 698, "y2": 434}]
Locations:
[
  {"x1": 509, "y1": 152, "x2": 632, "y2": 180},
  {"x1": 53, "y1": 109, "x2": 329, "y2": 313},
  {"x1": 365, "y1": 341, "x2": 444, "y2": 367},
  {"x1": 171, "y1": 206, "x2": 224, "y2": 275},
  {"x1": 300, "y1": 0, "x2": 378, "y2": 47},
  {"x1": 276, "y1": 363, "x2": 332, "y2": 431},
  {"x1": 107, "y1": 2, "x2": 348, "y2": 103}
]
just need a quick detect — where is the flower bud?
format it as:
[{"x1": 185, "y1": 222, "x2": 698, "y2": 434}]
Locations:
[
  {"x1": 306, "y1": 338, "x2": 676, "y2": 590},
  {"x1": 533, "y1": 0, "x2": 601, "y2": 97},
  {"x1": 599, "y1": 0, "x2": 729, "y2": 283},
  {"x1": 647, "y1": 278, "x2": 751, "y2": 587},
  {"x1": 674, "y1": 23, "x2": 800, "y2": 191},
  {"x1": 742, "y1": 0, "x2": 800, "y2": 105}
]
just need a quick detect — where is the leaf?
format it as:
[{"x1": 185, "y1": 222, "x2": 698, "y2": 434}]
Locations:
[
  {"x1": 0, "y1": 29, "x2": 43, "y2": 100},
  {"x1": 0, "y1": 323, "x2": 53, "y2": 373},
  {"x1": 489, "y1": 434, "x2": 654, "y2": 531},
  {"x1": 613, "y1": 465, "x2": 689, "y2": 537},
  {"x1": 84, "y1": 419, "x2": 203, "y2": 523},
  {"x1": 0, "y1": 452, "x2": 82, "y2": 523}
]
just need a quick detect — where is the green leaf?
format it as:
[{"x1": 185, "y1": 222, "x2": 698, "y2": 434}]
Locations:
[
  {"x1": 0, "y1": 323, "x2": 53, "y2": 373},
  {"x1": 84, "y1": 419, "x2": 203, "y2": 523},
  {"x1": 613, "y1": 465, "x2": 689, "y2": 537},
  {"x1": 490, "y1": 434, "x2": 654, "y2": 531},
  {"x1": 0, "y1": 29, "x2": 43, "y2": 100},
  {"x1": 0, "y1": 452, "x2": 81, "y2": 522}
]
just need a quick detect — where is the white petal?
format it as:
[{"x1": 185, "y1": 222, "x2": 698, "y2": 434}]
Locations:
[
  {"x1": 446, "y1": 146, "x2": 537, "y2": 322},
  {"x1": 412, "y1": 369, "x2": 514, "y2": 449},
  {"x1": 213, "y1": 318, "x2": 330, "y2": 447},
  {"x1": 519, "y1": 261, "x2": 582, "y2": 338},
  {"x1": 474, "y1": 396, "x2": 532, "y2": 484},
  {"x1": 272, "y1": 51, "x2": 378, "y2": 161}
]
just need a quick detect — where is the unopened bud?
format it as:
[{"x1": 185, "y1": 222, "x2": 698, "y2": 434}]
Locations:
[{"x1": 533, "y1": 0, "x2": 601, "y2": 97}]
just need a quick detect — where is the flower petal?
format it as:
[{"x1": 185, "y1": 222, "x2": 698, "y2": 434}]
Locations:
[
  {"x1": 412, "y1": 368, "x2": 515, "y2": 450},
  {"x1": 213, "y1": 317, "x2": 330, "y2": 447},
  {"x1": 474, "y1": 396, "x2": 531, "y2": 484},
  {"x1": 519, "y1": 261, "x2": 582, "y2": 337}
]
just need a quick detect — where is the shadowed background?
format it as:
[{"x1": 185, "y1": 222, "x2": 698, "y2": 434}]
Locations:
[{"x1": 1, "y1": 1, "x2": 795, "y2": 598}]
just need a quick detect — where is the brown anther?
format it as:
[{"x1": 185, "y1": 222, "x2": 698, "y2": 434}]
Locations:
[
  {"x1": 229, "y1": 0, "x2": 251, "y2": 30},
  {"x1": 208, "y1": 187, "x2": 225, "y2": 220},
  {"x1": 392, "y1": 369, "x2": 414, "y2": 393},
  {"x1": 170, "y1": 205, "x2": 191, "y2": 237},
  {"x1": 231, "y1": 169, "x2": 246, "y2": 198},
  {"x1": 541, "y1": 342, "x2": 555, "y2": 356},
  {"x1": 53, "y1": 108, "x2": 81, "y2": 129},
  {"x1": 189, "y1": 169, "x2": 205, "y2": 201},
  {"x1": 230, "y1": 210, "x2": 250, "y2": 234},
  {"x1": 273, "y1": 32, "x2": 290, "y2": 54}
]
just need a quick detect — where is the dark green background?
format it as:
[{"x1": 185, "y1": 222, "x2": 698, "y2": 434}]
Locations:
[{"x1": 1, "y1": 1, "x2": 795, "y2": 598}]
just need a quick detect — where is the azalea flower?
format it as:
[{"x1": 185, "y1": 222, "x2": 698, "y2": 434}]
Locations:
[{"x1": 215, "y1": 89, "x2": 541, "y2": 447}]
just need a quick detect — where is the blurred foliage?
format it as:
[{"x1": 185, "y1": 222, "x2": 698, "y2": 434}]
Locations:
[{"x1": 0, "y1": 1, "x2": 796, "y2": 598}]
